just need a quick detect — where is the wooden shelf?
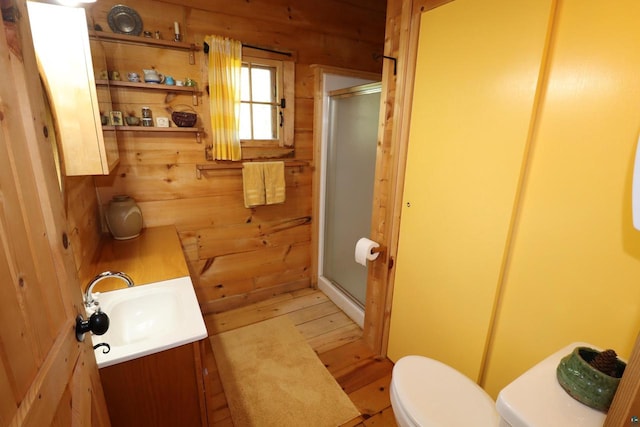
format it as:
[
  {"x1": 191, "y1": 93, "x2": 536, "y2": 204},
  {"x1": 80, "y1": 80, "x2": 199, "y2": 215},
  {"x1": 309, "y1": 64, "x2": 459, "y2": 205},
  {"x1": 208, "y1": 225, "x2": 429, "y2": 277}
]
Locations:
[
  {"x1": 106, "y1": 126, "x2": 203, "y2": 142},
  {"x1": 92, "y1": 30, "x2": 203, "y2": 143},
  {"x1": 195, "y1": 160, "x2": 309, "y2": 179},
  {"x1": 96, "y1": 79, "x2": 202, "y2": 105},
  {"x1": 96, "y1": 79, "x2": 201, "y2": 95},
  {"x1": 89, "y1": 30, "x2": 200, "y2": 52},
  {"x1": 115, "y1": 126, "x2": 200, "y2": 132}
]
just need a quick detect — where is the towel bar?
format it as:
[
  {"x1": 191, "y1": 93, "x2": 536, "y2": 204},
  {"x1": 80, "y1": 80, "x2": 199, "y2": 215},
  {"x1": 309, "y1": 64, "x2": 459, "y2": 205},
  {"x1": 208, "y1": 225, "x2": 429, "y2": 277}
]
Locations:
[{"x1": 195, "y1": 160, "x2": 310, "y2": 179}]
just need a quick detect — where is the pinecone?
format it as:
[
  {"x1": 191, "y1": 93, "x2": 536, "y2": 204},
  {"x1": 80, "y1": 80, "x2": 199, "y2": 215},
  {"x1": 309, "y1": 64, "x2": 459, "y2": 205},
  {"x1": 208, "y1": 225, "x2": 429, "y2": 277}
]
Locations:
[{"x1": 589, "y1": 349, "x2": 619, "y2": 377}]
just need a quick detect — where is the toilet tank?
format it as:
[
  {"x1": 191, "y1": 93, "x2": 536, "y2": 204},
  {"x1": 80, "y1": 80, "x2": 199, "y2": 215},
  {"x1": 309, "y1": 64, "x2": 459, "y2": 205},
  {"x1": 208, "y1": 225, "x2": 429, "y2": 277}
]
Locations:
[{"x1": 496, "y1": 342, "x2": 607, "y2": 427}]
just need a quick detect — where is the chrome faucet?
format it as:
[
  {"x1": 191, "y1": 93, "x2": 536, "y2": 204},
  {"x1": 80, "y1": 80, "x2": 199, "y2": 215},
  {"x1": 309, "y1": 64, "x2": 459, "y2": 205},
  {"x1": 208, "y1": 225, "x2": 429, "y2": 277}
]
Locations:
[{"x1": 84, "y1": 271, "x2": 134, "y2": 307}]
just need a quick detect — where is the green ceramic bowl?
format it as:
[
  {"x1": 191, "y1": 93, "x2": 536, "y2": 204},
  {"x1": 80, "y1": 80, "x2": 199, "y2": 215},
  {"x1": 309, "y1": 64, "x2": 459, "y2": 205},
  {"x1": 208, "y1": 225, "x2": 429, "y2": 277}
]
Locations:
[
  {"x1": 125, "y1": 116, "x2": 141, "y2": 126},
  {"x1": 556, "y1": 347, "x2": 626, "y2": 412}
]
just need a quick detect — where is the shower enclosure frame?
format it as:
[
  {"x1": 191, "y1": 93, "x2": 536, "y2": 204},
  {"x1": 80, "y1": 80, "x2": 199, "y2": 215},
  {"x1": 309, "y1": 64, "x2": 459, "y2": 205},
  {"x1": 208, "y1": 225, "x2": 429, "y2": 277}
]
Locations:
[{"x1": 312, "y1": 67, "x2": 380, "y2": 328}]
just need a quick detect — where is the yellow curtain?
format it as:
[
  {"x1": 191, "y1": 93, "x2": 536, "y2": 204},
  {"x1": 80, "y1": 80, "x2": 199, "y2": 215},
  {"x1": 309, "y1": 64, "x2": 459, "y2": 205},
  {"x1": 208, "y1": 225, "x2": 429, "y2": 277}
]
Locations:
[{"x1": 205, "y1": 35, "x2": 242, "y2": 161}]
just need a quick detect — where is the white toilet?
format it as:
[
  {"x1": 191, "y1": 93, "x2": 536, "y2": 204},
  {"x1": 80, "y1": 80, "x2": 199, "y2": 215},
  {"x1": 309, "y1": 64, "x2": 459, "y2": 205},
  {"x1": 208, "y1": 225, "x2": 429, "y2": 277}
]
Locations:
[{"x1": 390, "y1": 342, "x2": 608, "y2": 427}]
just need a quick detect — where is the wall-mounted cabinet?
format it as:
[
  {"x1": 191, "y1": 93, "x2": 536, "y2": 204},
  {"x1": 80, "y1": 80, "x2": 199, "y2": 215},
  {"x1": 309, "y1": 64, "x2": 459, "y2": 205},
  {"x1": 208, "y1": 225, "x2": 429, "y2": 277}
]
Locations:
[{"x1": 27, "y1": 2, "x2": 119, "y2": 176}]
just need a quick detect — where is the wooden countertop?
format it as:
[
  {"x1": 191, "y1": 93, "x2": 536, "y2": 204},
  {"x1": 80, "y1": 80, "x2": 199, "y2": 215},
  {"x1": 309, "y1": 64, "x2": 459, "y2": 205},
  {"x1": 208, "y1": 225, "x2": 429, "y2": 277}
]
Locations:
[{"x1": 84, "y1": 226, "x2": 190, "y2": 293}]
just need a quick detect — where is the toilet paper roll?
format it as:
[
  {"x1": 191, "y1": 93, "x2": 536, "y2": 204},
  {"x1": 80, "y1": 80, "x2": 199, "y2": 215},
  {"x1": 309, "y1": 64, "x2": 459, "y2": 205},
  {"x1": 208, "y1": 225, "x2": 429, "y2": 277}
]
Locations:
[{"x1": 354, "y1": 237, "x2": 380, "y2": 266}]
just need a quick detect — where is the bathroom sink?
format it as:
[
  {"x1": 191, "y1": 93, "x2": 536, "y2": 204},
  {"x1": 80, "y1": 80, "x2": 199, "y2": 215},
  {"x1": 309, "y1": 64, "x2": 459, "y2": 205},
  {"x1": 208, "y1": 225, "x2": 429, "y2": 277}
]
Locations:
[
  {"x1": 107, "y1": 289, "x2": 181, "y2": 346},
  {"x1": 89, "y1": 276, "x2": 207, "y2": 368}
]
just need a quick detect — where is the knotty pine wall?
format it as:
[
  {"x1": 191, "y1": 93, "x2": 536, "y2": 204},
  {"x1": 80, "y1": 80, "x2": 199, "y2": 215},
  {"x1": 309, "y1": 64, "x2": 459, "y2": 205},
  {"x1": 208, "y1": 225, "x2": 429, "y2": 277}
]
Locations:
[{"x1": 64, "y1": 0, "x2": 386, "y2": 313}]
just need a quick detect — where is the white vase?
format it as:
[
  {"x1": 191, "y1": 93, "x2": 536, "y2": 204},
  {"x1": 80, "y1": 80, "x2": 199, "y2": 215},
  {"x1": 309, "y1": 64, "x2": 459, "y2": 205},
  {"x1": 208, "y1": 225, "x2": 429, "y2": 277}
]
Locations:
[{"x1": 105, "y1": 195, "x2": 143, "y2": 240}]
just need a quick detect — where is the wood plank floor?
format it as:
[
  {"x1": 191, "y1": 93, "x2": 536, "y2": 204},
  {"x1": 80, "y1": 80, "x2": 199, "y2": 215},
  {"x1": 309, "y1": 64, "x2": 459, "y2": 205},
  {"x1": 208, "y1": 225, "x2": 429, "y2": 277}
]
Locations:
[{"x1": 201, "y1": 288, "x2": 398, "y2": 426}]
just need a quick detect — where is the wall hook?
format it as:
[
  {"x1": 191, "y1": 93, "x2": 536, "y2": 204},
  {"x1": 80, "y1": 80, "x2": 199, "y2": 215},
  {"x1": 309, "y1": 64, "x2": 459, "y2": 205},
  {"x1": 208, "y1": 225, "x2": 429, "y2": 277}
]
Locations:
[
  {"x1": 93, "y1": 342, "x2": 111, "y2": 354},
  {"x1": 373, "y1": 53, "x2": 397, "y2": 76}
]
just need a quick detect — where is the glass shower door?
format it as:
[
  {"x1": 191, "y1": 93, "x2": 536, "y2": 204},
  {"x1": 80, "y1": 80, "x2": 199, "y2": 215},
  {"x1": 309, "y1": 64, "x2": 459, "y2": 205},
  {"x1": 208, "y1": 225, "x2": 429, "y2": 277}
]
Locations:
[{"x1": 322, "y1": 83, "x2": 381, "y2": 306}]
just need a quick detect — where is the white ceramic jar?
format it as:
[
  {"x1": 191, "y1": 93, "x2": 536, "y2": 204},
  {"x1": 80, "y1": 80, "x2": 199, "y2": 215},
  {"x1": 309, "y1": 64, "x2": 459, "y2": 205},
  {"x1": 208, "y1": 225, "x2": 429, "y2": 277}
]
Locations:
[{"x1": 105, "y1": 195, "x2": 143, "y2": 240}]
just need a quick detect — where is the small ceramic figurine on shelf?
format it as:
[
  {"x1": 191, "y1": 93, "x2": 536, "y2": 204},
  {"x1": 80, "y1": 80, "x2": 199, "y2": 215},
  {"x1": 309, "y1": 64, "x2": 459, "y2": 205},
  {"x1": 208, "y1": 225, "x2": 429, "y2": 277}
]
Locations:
[
  {"x1": 143, "y1": 68, "x2": 164, "y2": 83},
  {"x1": 125, "y1": 115, "x2": 140, "y2": 126}
]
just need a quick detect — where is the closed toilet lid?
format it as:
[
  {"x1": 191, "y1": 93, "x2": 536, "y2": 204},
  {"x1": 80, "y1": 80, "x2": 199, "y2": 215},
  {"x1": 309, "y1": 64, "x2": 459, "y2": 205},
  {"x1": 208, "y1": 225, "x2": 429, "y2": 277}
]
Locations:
[{"x1": 392, "y1": 355, "x2": 499, "y2": 427}]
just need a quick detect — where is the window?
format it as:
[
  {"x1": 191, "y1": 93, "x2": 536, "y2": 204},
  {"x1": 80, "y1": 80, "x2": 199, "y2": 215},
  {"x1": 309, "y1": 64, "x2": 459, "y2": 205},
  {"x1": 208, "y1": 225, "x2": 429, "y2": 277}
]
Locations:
[
  {"x1": 240, "y1": 58, "x2": 280, "y2": 141},
  {"x1": 239, "y1": 56, "x2": 294, "y2": 148}
]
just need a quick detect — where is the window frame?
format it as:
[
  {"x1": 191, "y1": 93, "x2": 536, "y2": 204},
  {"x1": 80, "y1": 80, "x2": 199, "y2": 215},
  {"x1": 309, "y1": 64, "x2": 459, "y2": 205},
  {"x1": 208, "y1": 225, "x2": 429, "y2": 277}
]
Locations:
[
  {"x1": 240, "y1": 53, "x2": 294, "y2": 149},
  {"x1": 240, "y1": 57, "x2": 282, "y2": 144}
]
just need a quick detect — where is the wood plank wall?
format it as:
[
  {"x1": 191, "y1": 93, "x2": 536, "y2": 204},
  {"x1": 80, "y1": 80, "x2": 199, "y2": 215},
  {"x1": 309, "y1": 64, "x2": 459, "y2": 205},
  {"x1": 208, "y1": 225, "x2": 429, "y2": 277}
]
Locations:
[{"x1": 63, "y1": 0, "x2": 386, "y2": 313}]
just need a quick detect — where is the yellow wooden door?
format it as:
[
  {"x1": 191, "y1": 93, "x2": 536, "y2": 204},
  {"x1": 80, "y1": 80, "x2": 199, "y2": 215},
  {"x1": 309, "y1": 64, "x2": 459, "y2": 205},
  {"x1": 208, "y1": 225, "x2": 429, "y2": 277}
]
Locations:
[
  {"x1": 483, "y1": 0, "x2": 640, "y2": 397},
  {"x1": 387, "y1": 0, "x2": 554, "y2": 381},
  {"x1": 0, "y1": 3, "x2": 110, "y2": 426}
]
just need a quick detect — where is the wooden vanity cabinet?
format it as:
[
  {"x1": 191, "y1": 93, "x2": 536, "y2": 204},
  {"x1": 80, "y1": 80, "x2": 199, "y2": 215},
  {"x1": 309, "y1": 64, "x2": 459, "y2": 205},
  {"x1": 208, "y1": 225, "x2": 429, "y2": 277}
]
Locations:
[
  {"x1": 89, "y1": 227, "x2": 207, "y2": 426},
  {"x1": 99, "y1": 341, "x2": 207, "y2": 427},
  {"x1": 27, "y1": 2, "x2": 119, "y2": 176}
]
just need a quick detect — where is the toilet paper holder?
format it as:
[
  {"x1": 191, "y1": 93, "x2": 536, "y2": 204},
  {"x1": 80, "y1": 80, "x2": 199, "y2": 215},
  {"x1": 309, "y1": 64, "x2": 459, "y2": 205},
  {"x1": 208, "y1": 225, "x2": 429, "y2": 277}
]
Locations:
[{"x1": 371, "y1": 245, "x2": 385, "y2": 255}]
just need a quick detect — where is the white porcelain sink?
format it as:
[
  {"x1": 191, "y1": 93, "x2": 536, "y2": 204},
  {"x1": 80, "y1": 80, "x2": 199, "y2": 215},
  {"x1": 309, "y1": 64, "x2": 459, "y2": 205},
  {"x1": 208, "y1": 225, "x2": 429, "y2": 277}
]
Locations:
[{"x1": 89, "y1": 276, "x2": 207, "y2": 368}]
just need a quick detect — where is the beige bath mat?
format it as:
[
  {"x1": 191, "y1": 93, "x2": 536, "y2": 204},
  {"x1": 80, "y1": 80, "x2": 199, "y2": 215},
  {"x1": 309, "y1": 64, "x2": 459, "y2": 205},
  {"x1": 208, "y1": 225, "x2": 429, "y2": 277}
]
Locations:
[{"x1": 210, "y1": 316, "x2": 360, "y2": 426}]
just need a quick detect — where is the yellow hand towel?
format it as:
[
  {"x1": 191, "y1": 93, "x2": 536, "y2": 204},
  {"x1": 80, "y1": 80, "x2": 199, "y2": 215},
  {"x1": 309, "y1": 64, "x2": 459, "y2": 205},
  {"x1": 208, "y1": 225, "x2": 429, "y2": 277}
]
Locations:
[
  {"x1": 242, "y1": 162, "x2": 266, "y2": 208},
  {"x1": 263, "y1": 161, "x2": 286, "y2": 205}
]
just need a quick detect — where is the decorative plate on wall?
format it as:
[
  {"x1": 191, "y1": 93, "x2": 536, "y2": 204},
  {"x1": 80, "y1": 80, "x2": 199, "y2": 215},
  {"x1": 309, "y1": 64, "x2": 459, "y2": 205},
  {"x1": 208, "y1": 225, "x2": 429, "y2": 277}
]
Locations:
[{"x1": 107, "y1": 5, "x2": 143, "y2": 36}]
